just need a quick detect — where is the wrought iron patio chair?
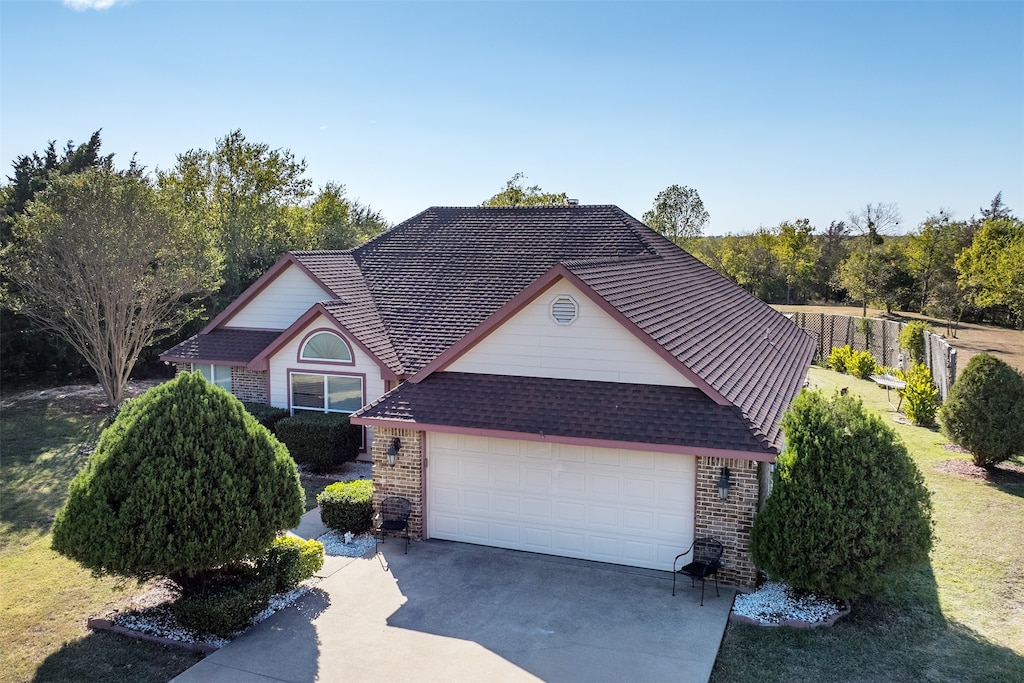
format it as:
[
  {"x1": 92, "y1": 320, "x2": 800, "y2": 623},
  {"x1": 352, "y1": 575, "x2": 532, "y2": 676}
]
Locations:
[
  {"x1": 375, "y1": 496, "x2": 411, "y2": 554},
  {"x1": 672, "y1": 537, "x2": 723, "y2": 606}
]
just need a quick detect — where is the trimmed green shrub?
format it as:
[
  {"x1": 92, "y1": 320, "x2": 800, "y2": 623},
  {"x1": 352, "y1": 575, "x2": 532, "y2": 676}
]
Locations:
[
  {"x1": 172, "y1": 572, "x2": 277, "y2": 638},
  {"x1": 243, "y1": 402, "x2": 290, "y2": 433},
  {"x1": 275, "y1": 412, "x2": 361, "y2": 472},
  {"x1": 940, "y1": 353, "x2": 1024, "y2": 467},
  {"x1": 899, "y1": 321, "x2": 932, "y2": 366},
  {"x1": 259, "y1": 536, "x2": 325, "y2": 591},
  {"x1": 318, "y1": 479, "x2": 373, "y2": 533},
  {"x1": 51, "y1": 372, "x2": 304, "y2": 592},
  {"x1": 749, "y1": 390, "x2": 933, "y2": 599},
  {"x1": 828, "y1": 345, "x2": 852, "y2": 373},
  {"x1": 847, "y1": 349, "x2": 879, "y2": 379},
  {"x1": 902, "y1": 364, "x2": 940, "y2": 427}
]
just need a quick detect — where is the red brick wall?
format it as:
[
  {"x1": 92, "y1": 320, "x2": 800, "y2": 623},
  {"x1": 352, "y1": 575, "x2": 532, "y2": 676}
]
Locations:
[
  {"x1": 230, "y1": 367, "x2": 267, "y2": 403},
  {"x1": 371, "y1": 426, "x2": 424, "y2": 538},
  {"x1": 694, "y1": 456, "x2": 761, "y2": 587}
]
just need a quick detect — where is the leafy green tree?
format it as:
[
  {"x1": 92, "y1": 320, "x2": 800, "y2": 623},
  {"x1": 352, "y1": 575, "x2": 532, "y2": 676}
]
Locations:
[
  {"x1": 158, "y1": 130, "x2": 313, "y2": 305},
  {"x1": 940, "y1": 354, "x2": 1024, "y2": 467},
  {"x1": 847, "y1": 202, "x2": 901, "y2": 316},
  {"x1": 642, "y1": 184, "x2": 709, "y2": 246},
  {"x1": 1, "y1": 166, "x2": 221, "y2": 407},
  {"x1": 482, "y1": 172, "x2": 569, "y2": 207},
  {"x1": 51, "y1": 372, "x2": 304, "y2": 591},
  {"x1": 956, "y1": 217, "x2": 1024, "y2": 328},
  {"x1": 812, "y1": 220, "x2": 851, "y2": 302},
  {"x1": 0, "y1": 132, "x2": 112, "y2": 385},
  {"x1": 772, "y1": 218, "x2": 817, "y2": 304},
  {"x1": 750, "y1": 390, "x2": 932, "y2": 598}
]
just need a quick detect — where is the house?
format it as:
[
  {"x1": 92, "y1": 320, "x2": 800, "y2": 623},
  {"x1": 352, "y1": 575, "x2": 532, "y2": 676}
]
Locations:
[{"x1": 161, "y1": 205, "x2": 813, "y2": 586}]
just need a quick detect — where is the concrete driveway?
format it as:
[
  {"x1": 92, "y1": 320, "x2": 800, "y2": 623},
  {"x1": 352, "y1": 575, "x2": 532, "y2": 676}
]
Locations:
[{"x1": 172, "y1": 540, "x2": 734, "y2": 683}]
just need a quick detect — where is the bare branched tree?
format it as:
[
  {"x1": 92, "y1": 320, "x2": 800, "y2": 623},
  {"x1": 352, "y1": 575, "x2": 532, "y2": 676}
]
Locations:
[
  {"x1": 847, "y1": 202, "x2": 901, "y2": 317},
  {"x1": 1, "y1": 166, "x2": 221, "y2": 407}
]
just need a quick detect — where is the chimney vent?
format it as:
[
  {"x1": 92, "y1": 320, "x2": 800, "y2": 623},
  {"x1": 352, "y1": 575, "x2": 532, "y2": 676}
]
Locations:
[{"x1": 567, "y1": 199, "x2": 579, "y2": 207}]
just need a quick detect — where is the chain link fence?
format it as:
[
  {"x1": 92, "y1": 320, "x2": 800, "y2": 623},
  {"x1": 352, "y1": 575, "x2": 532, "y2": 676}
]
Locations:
[{"x1": 786, "y1": 312, "x2": 958, "y2": 400}]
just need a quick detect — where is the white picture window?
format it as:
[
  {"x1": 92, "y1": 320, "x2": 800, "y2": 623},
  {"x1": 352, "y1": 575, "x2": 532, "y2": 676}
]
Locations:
[
  {"x1": 300, "y1": 331, "x2": 352, "y2": 363},
  {"x1": 193, "y1": 364, "x2": 232, "y2": 392},
  {"x1": 291, "y1": 373, "x2": 363, "y2": 414}
]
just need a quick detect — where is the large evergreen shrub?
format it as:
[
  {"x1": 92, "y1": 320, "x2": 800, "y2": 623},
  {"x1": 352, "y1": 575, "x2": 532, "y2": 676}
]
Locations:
[
  {"x1": 50, "y1": 372, "x2": 304, "y2": 592},
  {"x1": 275, "y1": 412, "x2": 361, "y2": 472},
  {"x1": 318, "y1": 479, "x2": 374, "y2": 533},
  {"x1": 749, "y1": 390, "x2": 933, "y2": 598},
  {"x1": 242, "y1": 402, "x2": 289, "y2": 433},
  {"x1": 940, "y1": 353, "x2": 1024, "y2": 467}
]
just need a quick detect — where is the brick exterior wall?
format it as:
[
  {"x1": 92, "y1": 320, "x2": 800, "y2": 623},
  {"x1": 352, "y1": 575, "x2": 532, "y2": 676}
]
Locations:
[
  {"x1": 694, "y1": 456, "x2": 761, "y2": 587},
  {"x1": 371, "y1": 426, "x2": 424, "y2": 538},
  {"x1": 230, "y1": 367, "x2": 268, "y2": 403}
]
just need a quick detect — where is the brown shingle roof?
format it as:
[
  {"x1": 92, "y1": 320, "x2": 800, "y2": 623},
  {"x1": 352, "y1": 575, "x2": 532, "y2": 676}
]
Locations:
[
  {"x1": 161, "y1": 329, "x2": 282, "y2": 365},
  {"x1": 352, "y1": 372, "x2": 773, "y2": 456}
]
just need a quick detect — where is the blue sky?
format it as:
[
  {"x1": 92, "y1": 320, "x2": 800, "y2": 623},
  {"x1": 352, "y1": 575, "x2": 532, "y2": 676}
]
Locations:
[{"x1": 2, "y1": 1, "x2": 1022, "y2": 234}]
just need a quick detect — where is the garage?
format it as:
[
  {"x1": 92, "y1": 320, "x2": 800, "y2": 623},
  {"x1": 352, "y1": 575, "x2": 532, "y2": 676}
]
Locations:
[{"x1": 426, "y1": 432, "x2": 695, "y2": 571}]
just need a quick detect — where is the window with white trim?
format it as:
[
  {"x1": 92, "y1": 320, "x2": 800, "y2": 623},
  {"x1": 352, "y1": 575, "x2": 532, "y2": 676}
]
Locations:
[
  {"x1": 550, "y1": 295, "x2": 579, "y2": 325},
  {"x1": 300, "y1": 331, "x2": 352, "y2": 362},
  {"x1": 193, "y1": 364, "x2": 232, "y2": 392},
  {"x1": 291, "y1": 373, "x2": 363, "y2": 413}
]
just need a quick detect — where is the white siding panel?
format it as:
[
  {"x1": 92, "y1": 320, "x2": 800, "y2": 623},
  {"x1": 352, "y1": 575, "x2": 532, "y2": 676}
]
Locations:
[
  {"x1": 427, "y1": 436, "x2": 695, "y2": 571},
  {"x1": 225, "y1": 265, "x2": 332, "y2": 330},
  {"x1": 448, "y1": 281, "x2": 694, "y2": 387}
]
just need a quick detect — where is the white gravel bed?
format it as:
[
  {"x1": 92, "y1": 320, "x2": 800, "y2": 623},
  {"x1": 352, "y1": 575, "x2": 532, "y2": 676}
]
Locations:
[
  {"x1": 732, "y1": 581, "x2": 845, "y2": 625},
  {"x1": 318, "y1": 530, "x2": 377, "y2": 557}
]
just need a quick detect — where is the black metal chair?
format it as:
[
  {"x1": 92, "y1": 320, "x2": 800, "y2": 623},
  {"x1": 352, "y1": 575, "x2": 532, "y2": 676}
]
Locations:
[
  {"x1": 375, "y1": 496, "x2": 411, "y2": 554},
  {"x1": 672, "y1": 537, "x2": 723, "y2": 606}
]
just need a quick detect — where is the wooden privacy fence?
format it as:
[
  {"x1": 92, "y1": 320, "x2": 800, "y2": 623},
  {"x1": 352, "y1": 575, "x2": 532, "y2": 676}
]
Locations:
[{"x1": 786, "y1": 312, "x2": 958, "y2": 400}]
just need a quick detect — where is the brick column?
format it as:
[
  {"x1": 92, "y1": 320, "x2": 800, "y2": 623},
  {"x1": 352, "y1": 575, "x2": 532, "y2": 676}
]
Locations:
[
  {"x1": 230, "y1": 367, "x2": 268, "y2": 403},
  {"x1": 371, "y1": 426, "x2": 424, "y2": 538},
  {"x1": 694, "y1": 456, "x2": 760, "y2": 587}
]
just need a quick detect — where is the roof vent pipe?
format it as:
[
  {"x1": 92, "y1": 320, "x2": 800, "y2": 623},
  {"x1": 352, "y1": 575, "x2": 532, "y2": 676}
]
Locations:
[{"x1": 567, "y1": 199, "x2": 579, "y2": 207}]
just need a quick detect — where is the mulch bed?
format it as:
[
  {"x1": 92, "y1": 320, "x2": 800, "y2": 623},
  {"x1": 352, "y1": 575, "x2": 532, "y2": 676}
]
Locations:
[{"x1": 936, "y1": 448, "x2": 1024, "y2": 485}]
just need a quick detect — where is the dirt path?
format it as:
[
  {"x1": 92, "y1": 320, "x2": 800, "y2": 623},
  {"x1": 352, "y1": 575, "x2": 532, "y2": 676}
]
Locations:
[{"x1": 1, "y1": 380, "x2": 163, "y2": 414}]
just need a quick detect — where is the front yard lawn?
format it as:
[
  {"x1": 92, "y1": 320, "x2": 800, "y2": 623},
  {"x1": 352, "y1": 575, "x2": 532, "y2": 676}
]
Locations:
[{"x1": 711, "y1": 366, "x2": 1024, "y2": 682}]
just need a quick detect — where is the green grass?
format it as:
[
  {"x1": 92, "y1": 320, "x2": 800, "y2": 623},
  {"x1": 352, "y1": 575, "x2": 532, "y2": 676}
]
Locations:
[
  {"x1": 711, "y1": 366, "x2": 1024, "y2": 683},
  {"x1": 0, "y1": 401, "x2": 201, "y2": 683},
  {"x1": 299, "y1": 471, "x2": 336, "y2": 511}
]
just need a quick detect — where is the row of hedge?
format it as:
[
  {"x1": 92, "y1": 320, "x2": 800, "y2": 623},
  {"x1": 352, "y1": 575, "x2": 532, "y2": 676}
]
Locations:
[{"x1": 243, "y1": 403, "x2": 362, "y2": 472}]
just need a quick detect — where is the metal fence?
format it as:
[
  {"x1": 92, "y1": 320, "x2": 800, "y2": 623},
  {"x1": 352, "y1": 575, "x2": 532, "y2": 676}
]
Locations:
[{"x1": 787, "y1": 312, "x2": 958, "y2": 400}]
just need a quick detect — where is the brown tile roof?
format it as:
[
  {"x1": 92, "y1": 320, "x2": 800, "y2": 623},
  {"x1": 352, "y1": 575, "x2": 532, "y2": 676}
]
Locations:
[
  {"x1": 161, "y1": 329, "x2": 282, "y2": 365},
  {"x1": 353, "y1": 372, "x2": 774, "y2": 456}
]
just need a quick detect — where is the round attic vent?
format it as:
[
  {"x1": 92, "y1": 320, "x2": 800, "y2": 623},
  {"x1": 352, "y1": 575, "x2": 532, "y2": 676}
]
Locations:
[{"x1": 550, "y1": 295, "x2": 578, "y2": 325}]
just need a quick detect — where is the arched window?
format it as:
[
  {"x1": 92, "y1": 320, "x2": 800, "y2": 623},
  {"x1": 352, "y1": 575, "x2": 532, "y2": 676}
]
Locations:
[{"x1": 300, "y1": 331, "x2": 352, "y2": 363}]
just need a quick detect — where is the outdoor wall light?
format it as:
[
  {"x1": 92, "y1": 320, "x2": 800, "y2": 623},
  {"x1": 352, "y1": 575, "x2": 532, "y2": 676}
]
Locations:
[
  {"x1": 717, "y1": 467, "x2": 731, "y2": 500},
  {"x1": 386, "y1": 437, "x2": 402, "y2": 467}
]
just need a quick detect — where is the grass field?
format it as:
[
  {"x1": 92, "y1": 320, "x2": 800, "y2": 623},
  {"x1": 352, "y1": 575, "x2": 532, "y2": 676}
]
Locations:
[{"x1": 710, "y1": 366, "x2": 1024, "y2": 683}]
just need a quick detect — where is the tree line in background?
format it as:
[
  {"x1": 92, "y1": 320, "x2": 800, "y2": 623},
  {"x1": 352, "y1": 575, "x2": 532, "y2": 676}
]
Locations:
[
  {"x1": 0, "y1": 130, "x2": 388, "y2": 398},
  {"x1": 1, "y1": 134, "x2": 1021, "y2": 399}
]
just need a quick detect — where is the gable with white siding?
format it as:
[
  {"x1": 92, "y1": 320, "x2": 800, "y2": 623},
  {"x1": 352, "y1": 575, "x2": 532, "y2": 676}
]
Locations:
[
  {"x1": 447, "y1": 280, "x2": 695, "y2": 388},
  {"x1": 224, "y1": 264, "x2": 332, "y2": 330}
]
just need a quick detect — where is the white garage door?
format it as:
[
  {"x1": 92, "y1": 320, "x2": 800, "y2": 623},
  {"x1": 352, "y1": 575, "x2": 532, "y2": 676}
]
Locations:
[{"x1": 427, "y1": 433, "x2": 695, "y2": 571}]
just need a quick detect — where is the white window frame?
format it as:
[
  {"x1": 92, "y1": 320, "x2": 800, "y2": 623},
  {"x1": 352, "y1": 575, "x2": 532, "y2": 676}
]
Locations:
[
  {"x1": 193, "y1": 363, "x2": 232, "y2": 392},
  {"x1": 289, "y1": 372, "x2": 364, "y2": 415}
]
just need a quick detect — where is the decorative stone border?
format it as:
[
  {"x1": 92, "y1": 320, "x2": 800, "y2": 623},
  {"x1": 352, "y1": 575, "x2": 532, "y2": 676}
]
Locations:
[
  {"x1": 87, "y1": 617, "x2": 218, "y2": 654},
  {"x1": 728, "y1": 599, "x2": 852, "y2": 628}
]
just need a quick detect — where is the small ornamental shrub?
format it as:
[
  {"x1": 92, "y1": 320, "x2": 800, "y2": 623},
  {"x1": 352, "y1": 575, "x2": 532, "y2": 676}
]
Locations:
[
  {"x1": 902, "y1": 364, "x2": 940, "y2": 427},
  {"x1": 899, "y1": 321, "x2": 932, "y2": 366},
  {"x1": 172, "y1": 572, "x2": 277, "y2": 638},
  {"x1": 275, "y1": 412, "x2": 362, "y2": 472},
  {"x1": 318, "y1": 479, "x2": 374, "y2": 533},
  {"x1": 940, "y1": 353, "x2": 1024, "y2": 467},
  {"x1": 243, "y1": 402, "x2": 290, "y2": 433},
  {"x1": 847, "y1": 350, "x2": 879, "y2": 379},
  {"x1": 51, "y1": 372, "x2": 304, "y2": 592},
  {"x1": 828, "y1": 345, "x2": 853, "y2": 373},
  {"x1": 259, "y1": 536, "x2": 325, "y2": 591},
  {"x1": 749, "y1": 390, "x2": 933, "y2": 599}
]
